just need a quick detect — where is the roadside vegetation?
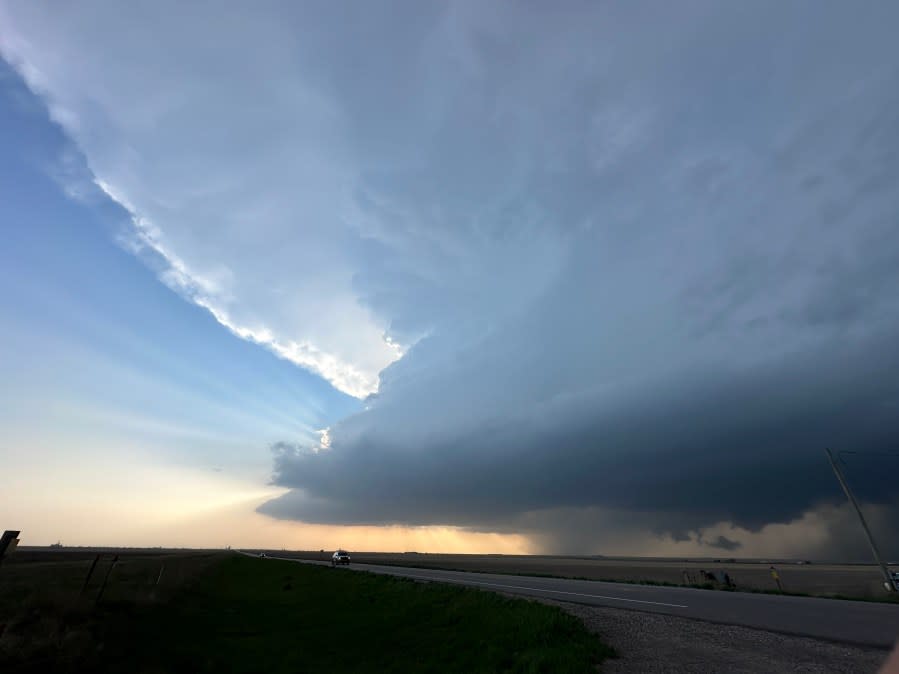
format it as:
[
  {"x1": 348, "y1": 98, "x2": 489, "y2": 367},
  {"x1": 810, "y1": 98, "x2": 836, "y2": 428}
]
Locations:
[{"x1": 2, "y1": 553, "x2": 613, "y2": 673}]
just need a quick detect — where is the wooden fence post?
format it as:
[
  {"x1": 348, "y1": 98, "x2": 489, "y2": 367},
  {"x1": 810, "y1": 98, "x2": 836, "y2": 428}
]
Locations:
[
  {"x1": 95, "y1": 555, "x2": 119, "y2": 604},
  {"x1": 79, "y1": 554, "x2": 101, "y2": 597}
]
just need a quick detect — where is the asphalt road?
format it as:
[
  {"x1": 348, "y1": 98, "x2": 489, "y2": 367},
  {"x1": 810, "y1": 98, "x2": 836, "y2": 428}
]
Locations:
[{"x1": 251, "y1": 553, "x2": 899, "y2": 649}]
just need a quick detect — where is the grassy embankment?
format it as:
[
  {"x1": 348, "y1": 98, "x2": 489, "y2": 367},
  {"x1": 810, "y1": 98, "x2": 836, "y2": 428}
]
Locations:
[{"x1": 2, "y1": 552, "x2": 614, "y2": 673}]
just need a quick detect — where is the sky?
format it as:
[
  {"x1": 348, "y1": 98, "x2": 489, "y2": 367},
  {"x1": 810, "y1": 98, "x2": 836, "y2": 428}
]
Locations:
[{"x1": 1, "y1": 1, "x2": 898, "y2": 559}]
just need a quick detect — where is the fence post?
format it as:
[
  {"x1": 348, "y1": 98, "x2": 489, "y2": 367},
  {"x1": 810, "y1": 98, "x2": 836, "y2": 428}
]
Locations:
[
  {"x1": 148, "y1": 562, "x2": 166, "y2": 601},
  {"x1": 95, "y1": 555, "x2": 119, "y2": 604},
  {"x1": 79, "y1": 554, "x2": 101, "y2": 597},
  {"x1": 0, "y1": 531, "x2": 20, "y2": 571}
]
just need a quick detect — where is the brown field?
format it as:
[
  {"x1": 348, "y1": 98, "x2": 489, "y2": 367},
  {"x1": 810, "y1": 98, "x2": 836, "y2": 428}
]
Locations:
[
  {"x1": 268, "y1": 550, "x2": 897, "y2": 600},
  {"x1": 0, "y1": 547, "x2": 222, "y2": 608},
  {"x1": 0, "y1": 547, "x2": 222, "y2": 669}
]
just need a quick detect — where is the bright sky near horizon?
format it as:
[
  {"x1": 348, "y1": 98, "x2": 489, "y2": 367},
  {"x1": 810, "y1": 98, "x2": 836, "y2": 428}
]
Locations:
[
  {"x1": 1, "y1": 2, "x2": 898, "y2": 559},
  {"x1": 0, "y1": 57, "x2": 524, "y2": 553}
]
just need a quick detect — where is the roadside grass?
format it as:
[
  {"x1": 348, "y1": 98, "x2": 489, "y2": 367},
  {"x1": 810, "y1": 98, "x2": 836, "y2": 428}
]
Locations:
[{"x1": 89, "y1": 554, "x2": 614, "y2": 673}]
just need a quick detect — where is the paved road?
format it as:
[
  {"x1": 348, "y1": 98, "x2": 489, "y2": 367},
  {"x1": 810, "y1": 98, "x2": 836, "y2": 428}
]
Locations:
[{"x1": 247, "y1": 553, "x2": 899, "y2": 649}]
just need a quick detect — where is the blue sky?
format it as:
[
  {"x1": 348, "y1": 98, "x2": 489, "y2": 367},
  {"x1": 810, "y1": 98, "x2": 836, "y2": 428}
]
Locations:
[
  {"x1": 1, "y1": 2, "x2": 898, "y2": 558},
  {"x1": 0, "y1": 60, "x2": 365, "y2": 547}
]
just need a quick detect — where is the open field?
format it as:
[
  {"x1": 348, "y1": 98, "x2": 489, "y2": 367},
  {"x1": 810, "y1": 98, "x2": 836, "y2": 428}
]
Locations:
[
  {"x1": 0, "y1": 548, "x2": 222, "y2": 609},
  {"x1": 0, "y1": 549, "x2": 223, "y2": 671},
  {"x1": 265, "y1": 551, "x2": 899, "y2": 600},
  {"x1": 1, "y1": 551, "x2": 613, "y2": 673}
]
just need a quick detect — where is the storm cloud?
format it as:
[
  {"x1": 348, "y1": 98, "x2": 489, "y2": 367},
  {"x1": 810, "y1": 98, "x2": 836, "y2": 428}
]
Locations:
[
  {"x1": 3, "y1": 1, "x2": 898, "y2": 556},
  {"x1": 261, "y1": 331, "x2": 899, "y2": 533}
]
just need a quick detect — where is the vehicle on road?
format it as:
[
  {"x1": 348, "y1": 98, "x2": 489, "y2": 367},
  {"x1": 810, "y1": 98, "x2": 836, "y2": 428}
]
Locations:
[
  {"x1": 332, "y1": 550, "x2": 351, "y2": 566},
  {"x1": 259, "y1": 552, "x2": 266, "y2": 558}
]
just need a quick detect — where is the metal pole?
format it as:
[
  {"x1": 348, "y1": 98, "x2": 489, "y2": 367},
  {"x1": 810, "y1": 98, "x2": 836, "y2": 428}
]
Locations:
[{"x1": 825, "y1": 449, "x2": 894, "y2": 592}]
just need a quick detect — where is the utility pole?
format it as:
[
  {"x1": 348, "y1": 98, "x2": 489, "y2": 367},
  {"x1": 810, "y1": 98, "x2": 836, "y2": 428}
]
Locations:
[{"x1": 825, "y1": 449, "x2": 895, "y2": 592}]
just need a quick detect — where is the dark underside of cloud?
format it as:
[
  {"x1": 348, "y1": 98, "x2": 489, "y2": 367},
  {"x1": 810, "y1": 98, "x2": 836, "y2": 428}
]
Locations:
[
  {"x1": 705, "y1": 535, "x2": 742, "y2": 552},
  {"x1": 260, "y1": 325, "x2": 899, "y2": 557}
]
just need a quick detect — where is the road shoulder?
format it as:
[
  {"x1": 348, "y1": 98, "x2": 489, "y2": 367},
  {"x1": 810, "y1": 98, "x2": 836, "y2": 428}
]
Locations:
[{"x1": 541, "y1": 598, "x2": 889, "y2": 673}]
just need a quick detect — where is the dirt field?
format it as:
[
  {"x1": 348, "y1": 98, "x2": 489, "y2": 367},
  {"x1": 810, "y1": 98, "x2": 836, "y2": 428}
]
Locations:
[{"x1": 270, "y1": 551, "x2": 898, "y2": 600}]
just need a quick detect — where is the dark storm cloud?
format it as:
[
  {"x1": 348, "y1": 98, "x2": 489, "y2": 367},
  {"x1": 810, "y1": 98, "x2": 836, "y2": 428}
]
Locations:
[
  {"x1": 704, "y1": 536, "x2": 742, "y2": 552},
  {"x1": 261, "y1": 329, "x2": 899, "y2": 531},
  {"x1": 499, "y1": 500, "x2": 899, "y2": 560},
  {"x1": 255, "y1": 2, "x2": 899, "y2": 555}
]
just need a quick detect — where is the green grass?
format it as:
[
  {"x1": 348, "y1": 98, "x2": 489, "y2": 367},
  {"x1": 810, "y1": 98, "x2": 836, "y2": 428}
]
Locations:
[{"x1": 87, "y1": 554, "x2": 613, "y2": 673}]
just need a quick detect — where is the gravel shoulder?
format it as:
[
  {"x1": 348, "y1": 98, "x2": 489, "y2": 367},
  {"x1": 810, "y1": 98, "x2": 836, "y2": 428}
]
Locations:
[{"x1": 539, "y1": 598, "x2": 891, "y2": 673}]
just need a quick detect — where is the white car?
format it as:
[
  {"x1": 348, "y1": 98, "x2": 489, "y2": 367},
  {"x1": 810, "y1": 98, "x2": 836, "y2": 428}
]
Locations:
[{"x1": 331, "y1": 550, "x2": 351, "y2": 566}]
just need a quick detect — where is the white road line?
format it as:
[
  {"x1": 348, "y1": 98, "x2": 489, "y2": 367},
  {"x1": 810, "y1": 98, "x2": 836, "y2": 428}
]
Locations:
[{"x1": 375, "y1": 569, "x2": 689, "y2": 608}]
